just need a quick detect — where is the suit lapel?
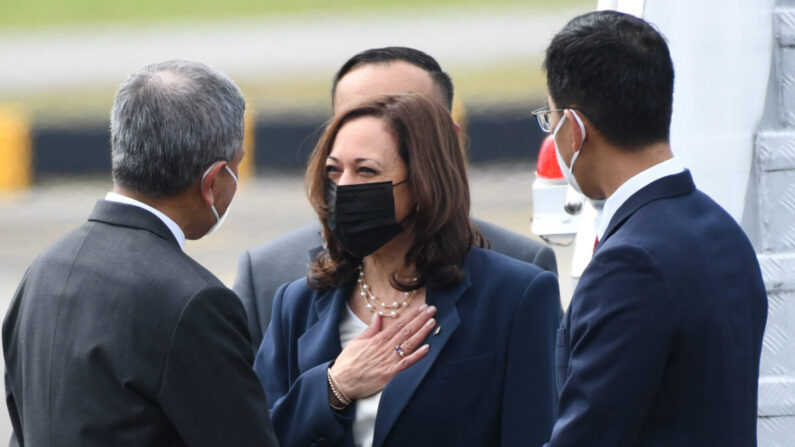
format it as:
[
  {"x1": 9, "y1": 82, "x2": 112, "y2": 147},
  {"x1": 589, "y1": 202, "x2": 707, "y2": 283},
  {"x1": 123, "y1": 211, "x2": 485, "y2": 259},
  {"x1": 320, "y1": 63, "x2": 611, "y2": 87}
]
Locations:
[
  {"x1": 296, "y1": 282, "x2": 352, "y2": 373},
  {"x1": 598, "y1": 170, "x2": 696, "y2": 249},
  {"x1": 372, "y1": 269, "x2": 472, "y2": 447}
]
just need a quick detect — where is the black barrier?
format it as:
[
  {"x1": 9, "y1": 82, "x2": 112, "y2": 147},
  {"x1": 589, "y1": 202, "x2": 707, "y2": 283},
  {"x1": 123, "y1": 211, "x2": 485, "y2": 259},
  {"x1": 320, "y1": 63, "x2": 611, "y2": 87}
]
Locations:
[
  {"x1": 30, "y1": 107, "x2": 544, "y2": 179},
  {"x1": 254, "y1": 116, "x2": 325, "y2": 171},
  {"x1": 467, "y1": 108, "x2": 544, "y2": 163},
  {"x1": 33, "y1": 124, "x2": 111, "y2": 177}
]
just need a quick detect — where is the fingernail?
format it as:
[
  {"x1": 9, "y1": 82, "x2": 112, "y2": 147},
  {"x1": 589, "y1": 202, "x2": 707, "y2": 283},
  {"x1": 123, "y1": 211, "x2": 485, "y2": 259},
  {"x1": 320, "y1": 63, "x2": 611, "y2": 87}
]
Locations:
[
  {"x1": 371, "y1": 313, "x2": 378, "y2": 322},
  {"x1": 419, "y1": 304, "x2": 428, "y2": 311},
  {"x1": 421, "y1": 344, "x2": 430, "y2": 352},
  {"x1": 434, "y1": 326, "x2": 441, "y2": 336},
  {"x1": 426, "y1": 305, "x2": 436, "y2": 315},
  {"x1": 426, "y1": 318, "x2": 436, "y2": 327}
]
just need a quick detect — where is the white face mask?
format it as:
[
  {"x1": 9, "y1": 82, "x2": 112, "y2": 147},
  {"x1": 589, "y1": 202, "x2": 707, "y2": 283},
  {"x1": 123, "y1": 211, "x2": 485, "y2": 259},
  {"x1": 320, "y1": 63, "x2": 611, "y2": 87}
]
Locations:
[
  {"x1": 201, "y1": 163, "x2": 238, "y2": 236},
  {"x1": 553, "y1": 110, "x2": 588, "y2": 196}
]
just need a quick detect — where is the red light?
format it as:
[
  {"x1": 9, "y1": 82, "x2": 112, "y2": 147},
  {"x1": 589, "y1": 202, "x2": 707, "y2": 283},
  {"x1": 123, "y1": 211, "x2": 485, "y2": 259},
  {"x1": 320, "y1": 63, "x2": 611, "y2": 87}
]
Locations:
[{"x1": 536, "y1": 135, "x2": 563, "y2": 179}]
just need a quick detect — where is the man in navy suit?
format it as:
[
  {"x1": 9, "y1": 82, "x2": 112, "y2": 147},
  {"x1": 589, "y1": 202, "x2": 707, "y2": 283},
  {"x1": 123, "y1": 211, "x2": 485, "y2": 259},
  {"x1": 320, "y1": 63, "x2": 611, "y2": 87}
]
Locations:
[{"x1": 536, "y1": 11, "x2": 768, "y2": 446}]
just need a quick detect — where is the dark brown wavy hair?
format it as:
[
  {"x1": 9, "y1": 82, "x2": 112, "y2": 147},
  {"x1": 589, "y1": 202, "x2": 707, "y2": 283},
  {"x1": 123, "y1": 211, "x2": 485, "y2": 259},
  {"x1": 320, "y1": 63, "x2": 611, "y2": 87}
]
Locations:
[{"x1": 306, "y1": 93, "x2": 484, "y2": 291}]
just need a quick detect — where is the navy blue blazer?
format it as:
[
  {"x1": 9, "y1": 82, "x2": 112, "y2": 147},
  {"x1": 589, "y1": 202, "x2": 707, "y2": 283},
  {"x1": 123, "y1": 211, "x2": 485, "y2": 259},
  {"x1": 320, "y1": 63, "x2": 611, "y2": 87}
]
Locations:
[
  {"x1": 254, "y1": 246, "x2": 561, "y2": 447},
  {"x1": 546, "y1": 171, "x2": 767, "y2": 446}
]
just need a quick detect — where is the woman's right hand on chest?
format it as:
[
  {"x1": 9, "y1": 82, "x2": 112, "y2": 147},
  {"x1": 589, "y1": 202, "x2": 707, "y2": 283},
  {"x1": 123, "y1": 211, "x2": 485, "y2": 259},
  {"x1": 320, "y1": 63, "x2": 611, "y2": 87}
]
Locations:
[{"x1": 329, "y1": 304, "x2": 437, "y2": 399}]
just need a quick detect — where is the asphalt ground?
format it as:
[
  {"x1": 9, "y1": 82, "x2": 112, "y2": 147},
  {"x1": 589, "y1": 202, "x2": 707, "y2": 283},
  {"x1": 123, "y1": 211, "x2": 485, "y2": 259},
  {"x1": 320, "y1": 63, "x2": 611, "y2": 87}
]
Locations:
[{"x1": 0, "y1": 162, "x2": 574, "y2": 441}]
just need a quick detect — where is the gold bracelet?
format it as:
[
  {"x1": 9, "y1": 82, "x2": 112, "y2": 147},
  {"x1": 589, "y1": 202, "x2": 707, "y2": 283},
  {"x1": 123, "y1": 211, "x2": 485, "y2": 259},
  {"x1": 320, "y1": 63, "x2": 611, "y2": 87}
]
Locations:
[
  {"x1": 328, "y1": 367, "x2": 351, "y2": 404},
  {"x1": 327, "y1": 367, "x2": 350, "y2": 410},
  {"x1": 328, "y1": 396, "x2": 347, "y2": 411}
]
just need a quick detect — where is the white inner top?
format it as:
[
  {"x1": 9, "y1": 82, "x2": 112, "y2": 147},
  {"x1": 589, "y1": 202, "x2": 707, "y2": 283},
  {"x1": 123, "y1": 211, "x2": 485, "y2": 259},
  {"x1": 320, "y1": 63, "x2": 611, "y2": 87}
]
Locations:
[{"x1": 339, "y1": 304, "x2": 382, "y2": 447}]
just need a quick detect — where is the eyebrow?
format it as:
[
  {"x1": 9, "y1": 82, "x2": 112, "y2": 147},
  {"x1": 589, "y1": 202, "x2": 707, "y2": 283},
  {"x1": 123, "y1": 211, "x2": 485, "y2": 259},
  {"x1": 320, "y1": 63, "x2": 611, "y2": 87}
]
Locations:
[{"x1": 326, "y1": 156, "x2": 385, "y2": 168}]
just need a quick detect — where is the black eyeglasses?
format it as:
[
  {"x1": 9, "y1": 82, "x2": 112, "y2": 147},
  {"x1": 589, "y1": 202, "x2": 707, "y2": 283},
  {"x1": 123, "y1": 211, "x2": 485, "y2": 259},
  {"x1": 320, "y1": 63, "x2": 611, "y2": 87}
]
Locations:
[{"x1": 531, "y1": 106, "x2": 567, "y2": 133}]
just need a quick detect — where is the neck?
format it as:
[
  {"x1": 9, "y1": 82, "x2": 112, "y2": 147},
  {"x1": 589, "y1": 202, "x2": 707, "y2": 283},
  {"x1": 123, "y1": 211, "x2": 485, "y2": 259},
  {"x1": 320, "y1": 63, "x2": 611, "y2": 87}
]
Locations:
[
  {"x1": 112, "y1": 185, "x2": 206, "y2": 239},
  {"x1": 597, "y1": 141, "x2": 674, "y2": 198},
  {"x1": 361, "y1": 230, "x2": 414, "y2": 293}
]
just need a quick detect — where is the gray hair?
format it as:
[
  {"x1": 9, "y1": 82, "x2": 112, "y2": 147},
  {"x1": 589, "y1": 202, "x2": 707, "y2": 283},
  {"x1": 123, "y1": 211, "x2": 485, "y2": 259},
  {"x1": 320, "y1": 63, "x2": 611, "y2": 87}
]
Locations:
[{"x1": 110, "y1": 59, "x2": 245, "y2": 197}]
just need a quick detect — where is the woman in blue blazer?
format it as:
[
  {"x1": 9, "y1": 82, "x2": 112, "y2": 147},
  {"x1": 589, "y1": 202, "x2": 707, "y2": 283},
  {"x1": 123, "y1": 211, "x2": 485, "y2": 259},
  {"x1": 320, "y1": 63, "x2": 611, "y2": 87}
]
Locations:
[{"x1": 254, "y1": 94, "x2": 560, "y2": 447}]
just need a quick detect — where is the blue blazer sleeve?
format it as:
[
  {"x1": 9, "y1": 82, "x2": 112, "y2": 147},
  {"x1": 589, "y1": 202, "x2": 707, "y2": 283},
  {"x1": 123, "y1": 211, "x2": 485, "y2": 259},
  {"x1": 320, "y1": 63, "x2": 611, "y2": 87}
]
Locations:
[
  {"x1": 502, "y1": 271, "x2": 561, "y2": 446},
  {"x1": 547, "y1": 243, "x2": 676, "y2": 447},
  {"x1": 254, "y1": 284, "x2": 352, "y2": 447}
]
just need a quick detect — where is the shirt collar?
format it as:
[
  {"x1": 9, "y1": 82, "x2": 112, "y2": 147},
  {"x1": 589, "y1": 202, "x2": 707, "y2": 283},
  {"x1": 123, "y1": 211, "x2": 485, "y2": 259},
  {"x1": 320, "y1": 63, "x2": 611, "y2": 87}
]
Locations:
[
  {"x1": 596, "y1": 157, "x2": 685, "y2": 240},
  {"x1": 104, "y1": 192, "x2": 186, "y2": 250}
]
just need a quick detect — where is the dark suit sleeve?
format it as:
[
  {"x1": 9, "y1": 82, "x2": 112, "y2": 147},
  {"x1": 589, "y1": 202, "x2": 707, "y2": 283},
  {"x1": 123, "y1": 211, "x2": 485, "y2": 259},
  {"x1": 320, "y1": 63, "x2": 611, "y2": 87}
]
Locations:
[
  {"x1": 531, "y1": 246, "x2": 558, "y2": 277},
  {"x1": 546, "y1": 244, "x2": 676, "y2": 447},
  {"x1": 4, "y1": 273, "x2": 26, "y2": 447},
  {"x1": 233, "y1": 250, "x2": 266, "y2": 349},
  {"x1": 474, "y1": 218, "x2": 558, "y2": 275},
  {"x1": 254, "y1": 284, "x2": 352, "y2": 447},
  {"x1": 158, "y1": 286, "x2": 278, "y2": 447},
  {"x1": 502, "y1": 271, "x2": 560, "y2": 446},
  {"x1": 5, "y1": 372, "x2": 21, "y2": 447}
]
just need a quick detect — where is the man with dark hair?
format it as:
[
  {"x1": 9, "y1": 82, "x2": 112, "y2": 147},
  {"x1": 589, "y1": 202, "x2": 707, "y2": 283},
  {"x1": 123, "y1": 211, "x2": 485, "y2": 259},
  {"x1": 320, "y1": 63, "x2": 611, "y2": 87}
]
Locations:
[
  {"x1": 3, "y1": 60, "x2": 278, "y2": 446},
  {"x1": 331, "y1": 46, "x2": 455, "y2": 110},
  {"x1": 538, "y1": 11, "x2": 767, "y2": 446},
  {"x1": 234, "y1": 46, "x2": 559, "y2": 349}
]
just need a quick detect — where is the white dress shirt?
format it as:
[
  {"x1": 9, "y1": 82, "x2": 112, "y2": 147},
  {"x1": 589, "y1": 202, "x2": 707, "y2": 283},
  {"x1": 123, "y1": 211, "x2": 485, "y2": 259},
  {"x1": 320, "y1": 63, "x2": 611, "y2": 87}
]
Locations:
[
  {"x1": 339, "y1": 305, "x2": 381, "y2": 447},
  {"x1": 596, "y1": 157, "x2": 685, "y2": 241},
  {"x1": 105, "y1": 192, "x2": 186, "y2": 250}
]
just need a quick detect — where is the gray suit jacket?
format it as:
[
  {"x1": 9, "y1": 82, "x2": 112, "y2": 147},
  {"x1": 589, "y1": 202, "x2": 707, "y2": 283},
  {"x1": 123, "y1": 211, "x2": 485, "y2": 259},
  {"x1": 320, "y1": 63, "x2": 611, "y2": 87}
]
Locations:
[
  {"x1": 234, "y1": 218, "x2": 557, "y2": 349},
  {"x1": 3, "y1": 201, "x2": 278, "y2": 447}
]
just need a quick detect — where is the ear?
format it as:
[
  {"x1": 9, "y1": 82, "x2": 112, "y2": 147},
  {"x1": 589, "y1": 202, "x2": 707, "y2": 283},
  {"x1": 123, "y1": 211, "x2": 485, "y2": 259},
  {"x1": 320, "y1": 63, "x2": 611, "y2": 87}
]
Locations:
[
  {"x1": 200, "y1": 162, "x2": 226, "y2": 206},
  {"x1": 565, "y1": 109, "x2": 587, "y2": 153},
  {"x1": 453, "y1": 121, "x2": 462, "y2": 136}
]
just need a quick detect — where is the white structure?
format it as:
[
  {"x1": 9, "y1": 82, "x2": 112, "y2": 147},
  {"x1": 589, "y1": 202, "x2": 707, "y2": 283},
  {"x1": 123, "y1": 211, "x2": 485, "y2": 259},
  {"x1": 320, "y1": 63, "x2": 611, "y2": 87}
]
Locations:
[{"x1": 607, "y1": 0, "x2": 792, "y2": 444}]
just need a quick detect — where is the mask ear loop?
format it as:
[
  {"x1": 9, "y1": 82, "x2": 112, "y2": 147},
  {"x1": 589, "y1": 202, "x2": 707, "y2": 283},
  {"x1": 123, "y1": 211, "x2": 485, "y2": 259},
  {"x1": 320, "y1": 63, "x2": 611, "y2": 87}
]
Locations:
[
  {"x1": 569, "y1": 110, "x2": 588, "y2": 148},
  {"x1": 200, "y1": 161, "x2": 238, "y2": 228},
  {"x1": 201, "y1": 161, "x2": 221, "y2": 186},
  {"x1": 393, "y1": 178, "x2": 414, "y2": 224},
  {"x1": 552, "y1": 113, "x2": 567, "y2": 136},
  {"x1": 559, "y1": 109, "x2": 588, "y2": 173}
]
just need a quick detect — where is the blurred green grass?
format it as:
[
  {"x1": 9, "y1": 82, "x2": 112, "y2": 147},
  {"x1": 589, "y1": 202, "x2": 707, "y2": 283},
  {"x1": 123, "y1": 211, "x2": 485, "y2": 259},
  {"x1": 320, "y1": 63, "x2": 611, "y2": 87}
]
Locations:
[
  {"x1": 0, "y1": 0, "x2": 587, "y2": 123},
  {"x1": 0, "y1": 0, "x2": 589, "y2": 29}
]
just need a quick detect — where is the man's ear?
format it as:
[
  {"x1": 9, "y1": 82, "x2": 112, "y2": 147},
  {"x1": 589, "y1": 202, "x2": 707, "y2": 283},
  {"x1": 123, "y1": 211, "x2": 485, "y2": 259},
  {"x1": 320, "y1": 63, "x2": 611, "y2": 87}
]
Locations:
[
  {"x1": 200, "y1": 162, "x2": 225, "y2": 206},
  {"x1": 565, "y1": 109, "x2": 587, "y2": 152}
]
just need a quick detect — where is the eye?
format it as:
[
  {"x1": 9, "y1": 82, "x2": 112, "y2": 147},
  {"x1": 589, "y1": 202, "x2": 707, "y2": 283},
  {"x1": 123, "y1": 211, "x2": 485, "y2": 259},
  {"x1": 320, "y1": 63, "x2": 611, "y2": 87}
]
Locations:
[
  {"x1": 325, "y1": 165, "x2": 341, "y2": 174},
  {"x1": 358, "y1": 166, "x2": 378, "y2": 175}
]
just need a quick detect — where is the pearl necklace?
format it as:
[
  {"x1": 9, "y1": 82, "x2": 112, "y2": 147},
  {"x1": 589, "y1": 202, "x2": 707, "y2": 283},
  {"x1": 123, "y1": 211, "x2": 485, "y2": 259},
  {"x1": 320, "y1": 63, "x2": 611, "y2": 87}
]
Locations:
[{"x1": 357, "y1": 265, "x2": 417, "y2": 318}]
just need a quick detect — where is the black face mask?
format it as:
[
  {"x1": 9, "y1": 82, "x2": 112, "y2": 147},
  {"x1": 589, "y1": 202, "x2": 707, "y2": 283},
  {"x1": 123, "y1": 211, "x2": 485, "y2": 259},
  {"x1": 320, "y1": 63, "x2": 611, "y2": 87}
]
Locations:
[{"x1": 325, "y1": 179, "x2": 408, "y2": 258}]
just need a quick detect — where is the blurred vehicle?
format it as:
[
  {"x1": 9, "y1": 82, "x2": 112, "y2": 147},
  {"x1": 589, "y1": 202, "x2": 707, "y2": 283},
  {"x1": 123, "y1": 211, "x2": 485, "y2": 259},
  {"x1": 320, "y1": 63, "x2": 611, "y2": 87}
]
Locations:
[{"x1": 531, "y1": 135, "x2": 579, "y2": 241}]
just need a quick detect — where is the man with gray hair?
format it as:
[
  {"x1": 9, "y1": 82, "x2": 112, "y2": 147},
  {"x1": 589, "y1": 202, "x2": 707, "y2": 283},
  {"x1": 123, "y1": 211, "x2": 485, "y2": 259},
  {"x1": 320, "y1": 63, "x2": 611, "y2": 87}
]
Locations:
[{"x1": 3, "y1": 60, "x2": 278, "y2": 446}]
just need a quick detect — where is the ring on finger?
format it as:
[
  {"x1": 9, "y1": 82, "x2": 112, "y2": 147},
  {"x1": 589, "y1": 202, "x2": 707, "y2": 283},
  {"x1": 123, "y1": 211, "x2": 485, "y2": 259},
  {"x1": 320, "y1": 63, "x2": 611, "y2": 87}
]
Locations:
[{"x1": 394, "y1": 345, "x2": 405, "y2": 357}]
